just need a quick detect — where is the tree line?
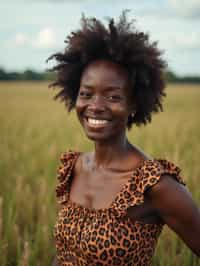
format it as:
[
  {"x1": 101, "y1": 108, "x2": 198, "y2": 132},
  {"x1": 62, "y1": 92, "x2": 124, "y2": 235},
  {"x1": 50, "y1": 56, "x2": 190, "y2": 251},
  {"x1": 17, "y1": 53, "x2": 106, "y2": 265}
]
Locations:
[
  {"x1": 166, "y1": 71, "x2": 200, "y2": 84},
  {"x1": 0, "y1": 67, "x2": 200, "y2": 83},
  {"x1": 0, "y1": 68, "x2": 54, "y2": 81}
]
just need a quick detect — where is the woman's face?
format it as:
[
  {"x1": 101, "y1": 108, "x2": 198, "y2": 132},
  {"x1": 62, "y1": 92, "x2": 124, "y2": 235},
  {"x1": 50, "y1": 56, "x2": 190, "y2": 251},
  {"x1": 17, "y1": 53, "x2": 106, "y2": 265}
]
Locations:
[{"x1": 75, "y1": 59, "x2": 133, "y2": 142}]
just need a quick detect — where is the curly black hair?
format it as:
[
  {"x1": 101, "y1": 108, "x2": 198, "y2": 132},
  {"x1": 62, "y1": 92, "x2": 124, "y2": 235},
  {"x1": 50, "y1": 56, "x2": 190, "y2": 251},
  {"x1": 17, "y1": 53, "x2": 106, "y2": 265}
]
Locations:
[{"x1": 47, "y1": 11, "x2": 166, "y2": 128}]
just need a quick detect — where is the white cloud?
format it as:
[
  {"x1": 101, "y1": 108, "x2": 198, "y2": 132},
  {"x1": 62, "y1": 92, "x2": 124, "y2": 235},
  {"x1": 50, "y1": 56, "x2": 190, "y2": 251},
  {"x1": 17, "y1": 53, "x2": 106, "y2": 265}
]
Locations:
[
  {"x1": 32, "y1": 28, "x2": 57, "y2": 49},
  {"x1": 14, "y1": 33, "x2": 28, "y2": 46},
  {"x1": 169, "y1": 0, "x2": 200, "y2": 18},
  {"x1": 176, "y1": 32, "x2": 200, "y2": 49},
  {"x1": 158, "y1": 31, "x2": 200, "y2": 50},
  {"x1": 10, "y1": 28, "x2": 60, "y2": 50}
]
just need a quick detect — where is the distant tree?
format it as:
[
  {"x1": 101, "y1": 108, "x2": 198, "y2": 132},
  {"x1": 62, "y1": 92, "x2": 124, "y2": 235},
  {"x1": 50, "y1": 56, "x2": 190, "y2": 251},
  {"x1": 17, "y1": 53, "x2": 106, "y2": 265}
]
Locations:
[
  {"x1": 0, "y1": 68, "x2": 7, "y2": 80},
  {"x1": 165, "y1": 71, "x2": 178, "y2": 83},
  {"x1": 180, "y1": 76, "x2": 200, "y2": 84},
  {"x1": 21, "y1": 70, "x2": 44, "y2": 80},
  {"x1": 0, "y1": 67, "x2": 199, "y2": 83},
  {"x1": 9, "y1": 72, "x2": 22, "y2": 80},
  {"x1": 43, "y1": 71, "x2": 56, "y2": 80}
]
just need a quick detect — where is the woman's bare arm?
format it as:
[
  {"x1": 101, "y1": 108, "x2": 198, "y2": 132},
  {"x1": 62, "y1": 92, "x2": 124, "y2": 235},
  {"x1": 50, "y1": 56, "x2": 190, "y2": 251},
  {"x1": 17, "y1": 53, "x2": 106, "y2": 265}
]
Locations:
[
  {"x1": 148, "y1": 175, "x2": 200, "y2": 256},
  {"x1": 52, "y1": 256, "x2": 58, "y2": 266}
]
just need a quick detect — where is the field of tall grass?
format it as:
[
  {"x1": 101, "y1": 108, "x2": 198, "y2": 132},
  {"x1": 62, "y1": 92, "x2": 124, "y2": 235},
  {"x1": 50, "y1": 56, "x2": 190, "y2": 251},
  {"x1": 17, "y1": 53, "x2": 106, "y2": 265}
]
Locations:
[{"x1": 0, "y1": 81, "x2": 199, "y2": 266}]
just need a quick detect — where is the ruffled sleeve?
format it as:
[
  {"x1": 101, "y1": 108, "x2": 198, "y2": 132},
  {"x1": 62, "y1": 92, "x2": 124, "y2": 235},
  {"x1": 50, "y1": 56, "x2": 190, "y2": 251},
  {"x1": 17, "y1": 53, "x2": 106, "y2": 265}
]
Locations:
[
  {"x1": 139, "y1": 159, "x2": 185, "y2": 193},
  {"x1": 55, "y1": 150, "x2": 80, "y2": 205},
  {"x1": 113, "y1": 159, "x2": 185, "y2": 217}
]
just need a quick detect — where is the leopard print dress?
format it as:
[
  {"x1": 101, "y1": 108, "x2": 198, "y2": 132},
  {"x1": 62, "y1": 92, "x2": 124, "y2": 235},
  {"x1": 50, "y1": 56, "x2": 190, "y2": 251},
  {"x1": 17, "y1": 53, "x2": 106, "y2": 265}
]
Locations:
[{"x1": 54, "y1": 151, "x2": 185, "y2": 266}]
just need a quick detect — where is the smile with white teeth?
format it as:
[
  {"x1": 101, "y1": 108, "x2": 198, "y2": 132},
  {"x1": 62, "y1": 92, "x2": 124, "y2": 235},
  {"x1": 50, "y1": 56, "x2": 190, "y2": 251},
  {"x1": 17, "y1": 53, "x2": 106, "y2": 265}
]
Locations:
[{"x1": 87, "y1": 118, "x2": 109, "y2": 126}]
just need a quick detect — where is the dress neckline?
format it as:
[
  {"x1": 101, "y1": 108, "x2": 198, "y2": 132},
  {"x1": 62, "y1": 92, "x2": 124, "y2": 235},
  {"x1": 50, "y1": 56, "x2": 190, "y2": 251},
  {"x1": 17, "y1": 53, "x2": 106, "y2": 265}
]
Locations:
[{"x1": 64, "y1": 151, "x2": 156, "y2": 213}]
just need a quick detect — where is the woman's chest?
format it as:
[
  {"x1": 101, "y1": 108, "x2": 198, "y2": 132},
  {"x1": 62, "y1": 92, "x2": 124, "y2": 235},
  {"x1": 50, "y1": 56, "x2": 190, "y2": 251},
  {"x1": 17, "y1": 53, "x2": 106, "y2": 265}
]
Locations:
[
  {"x1": 54, "y1": 206, "x2": 162, "y2": 265},
  {"x1": 70, "y1": 168, "x2": 134, "y2": 209},
  {"x1": 69, "y1": 170, "x2": 159, "y2": 223}
]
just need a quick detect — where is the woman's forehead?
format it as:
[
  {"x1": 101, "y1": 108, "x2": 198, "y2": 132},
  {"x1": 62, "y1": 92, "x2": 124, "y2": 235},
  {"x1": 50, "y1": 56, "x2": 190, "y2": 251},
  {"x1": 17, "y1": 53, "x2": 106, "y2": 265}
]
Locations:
[{"x1": 81, "y1": 59, "x2": 130, "y2": 87}]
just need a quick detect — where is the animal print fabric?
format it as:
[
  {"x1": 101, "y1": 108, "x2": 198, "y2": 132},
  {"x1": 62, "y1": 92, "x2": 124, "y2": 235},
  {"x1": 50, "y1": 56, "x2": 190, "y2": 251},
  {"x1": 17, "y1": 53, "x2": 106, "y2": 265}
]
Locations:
[{"x1": 54, "y1": 151, "x2": 185, "y2": 266}]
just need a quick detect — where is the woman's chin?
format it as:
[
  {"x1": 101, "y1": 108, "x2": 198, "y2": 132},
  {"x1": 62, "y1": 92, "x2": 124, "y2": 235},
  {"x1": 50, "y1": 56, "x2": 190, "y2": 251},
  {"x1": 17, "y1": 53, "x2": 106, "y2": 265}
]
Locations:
[{"x1": 84, "y1": 131, "x2": 113, "y2": 143}]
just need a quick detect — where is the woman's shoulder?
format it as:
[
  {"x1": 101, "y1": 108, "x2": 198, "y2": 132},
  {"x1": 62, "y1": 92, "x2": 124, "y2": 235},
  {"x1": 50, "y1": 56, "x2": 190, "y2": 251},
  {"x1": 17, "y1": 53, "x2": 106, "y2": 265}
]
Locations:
[
  {"x1": 125, "y1": 144, "x2": 152, "y2": 171},
  {"x1": 125, "y1": 145, "x2": 185, "y2": 196},
  {"x1": 138, "y1": 158, "x2": 185, "y2": 196},
  {"x1": 59, "y1": 150, "x2": 92, "y2": 176},
  {"x1": 73, "y1": 151, "x2": 90, "y2": 176}
]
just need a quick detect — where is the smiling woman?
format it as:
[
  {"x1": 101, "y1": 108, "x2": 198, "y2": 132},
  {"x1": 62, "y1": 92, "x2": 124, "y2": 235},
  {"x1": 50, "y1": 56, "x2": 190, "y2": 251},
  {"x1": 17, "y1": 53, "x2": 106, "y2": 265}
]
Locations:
[
  {"x1": 76, "y1": 60, "x2": 132, "y2": 141},
  {"x1": 48, "y1": 11, "x2": 200, "y2": 266}
]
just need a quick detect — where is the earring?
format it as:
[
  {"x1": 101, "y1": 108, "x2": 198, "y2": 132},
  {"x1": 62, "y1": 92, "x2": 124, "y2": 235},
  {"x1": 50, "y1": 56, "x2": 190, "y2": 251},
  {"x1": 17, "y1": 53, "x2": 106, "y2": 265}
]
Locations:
[
  {"x1": 130, "y1": 112, "x2": 135, "y2": 118},
  {"x1": 128, "y1": 112, "x2": 135, "y2": 124}
]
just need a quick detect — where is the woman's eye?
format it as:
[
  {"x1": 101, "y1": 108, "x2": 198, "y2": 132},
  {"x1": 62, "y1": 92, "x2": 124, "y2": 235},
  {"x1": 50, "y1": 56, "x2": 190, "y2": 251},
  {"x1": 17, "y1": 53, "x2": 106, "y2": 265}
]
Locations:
[
  {"x1": 107, "y1": 95, "x2": 122, "y2": 101},
  {"x1": 79, "y1": 91, "x2": 92, "y2": 98}
]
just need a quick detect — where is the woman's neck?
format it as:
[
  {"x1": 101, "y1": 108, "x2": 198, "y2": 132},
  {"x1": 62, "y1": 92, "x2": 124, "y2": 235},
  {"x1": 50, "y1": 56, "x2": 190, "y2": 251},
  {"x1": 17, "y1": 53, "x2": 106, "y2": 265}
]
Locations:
[{"x1": 93, "y1": 134, "x2": 130, "y2": 168}]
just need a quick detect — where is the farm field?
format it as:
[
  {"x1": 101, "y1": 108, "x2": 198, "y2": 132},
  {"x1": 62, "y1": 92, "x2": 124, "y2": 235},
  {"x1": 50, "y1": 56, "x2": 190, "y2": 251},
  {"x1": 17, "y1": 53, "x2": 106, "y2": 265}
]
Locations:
[{"x1": 0, "y1": 81, "x2": 200, "y2": 266}]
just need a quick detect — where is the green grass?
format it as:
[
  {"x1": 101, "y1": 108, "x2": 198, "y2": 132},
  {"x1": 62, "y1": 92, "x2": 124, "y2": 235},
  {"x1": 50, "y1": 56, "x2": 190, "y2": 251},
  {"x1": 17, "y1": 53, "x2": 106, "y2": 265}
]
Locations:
[{"x1": 0, "y1": 81, "x2": 199, "y2": 265}]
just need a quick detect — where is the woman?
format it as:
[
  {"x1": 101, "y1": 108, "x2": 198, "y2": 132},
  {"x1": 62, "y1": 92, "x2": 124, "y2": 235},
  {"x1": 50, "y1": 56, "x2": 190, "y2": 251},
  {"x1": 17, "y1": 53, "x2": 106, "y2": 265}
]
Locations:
[{"x1": 48, "y1": 12, "x2": 200, "y2": 265}]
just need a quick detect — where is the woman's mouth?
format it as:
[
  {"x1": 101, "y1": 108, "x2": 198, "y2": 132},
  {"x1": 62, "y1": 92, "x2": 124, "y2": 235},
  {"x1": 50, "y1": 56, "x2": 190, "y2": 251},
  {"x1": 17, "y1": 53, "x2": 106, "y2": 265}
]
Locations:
[{"x1": 86, "y1": 118, "x2": 110, "y2": 128}]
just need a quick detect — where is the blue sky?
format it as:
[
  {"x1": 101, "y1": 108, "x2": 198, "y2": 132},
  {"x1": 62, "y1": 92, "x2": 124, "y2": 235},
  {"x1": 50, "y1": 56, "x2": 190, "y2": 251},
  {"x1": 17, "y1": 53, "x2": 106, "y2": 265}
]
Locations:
[{"x1": 1, "y1": 0, "x2": 200, "y2": 76}]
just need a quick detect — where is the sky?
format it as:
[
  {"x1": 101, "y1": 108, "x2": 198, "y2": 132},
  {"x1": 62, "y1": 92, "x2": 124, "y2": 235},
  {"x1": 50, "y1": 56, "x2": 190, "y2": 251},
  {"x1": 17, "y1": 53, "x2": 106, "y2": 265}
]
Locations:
[{"x1": 0, "y1": 0, "x2": 200, "y2": 76}]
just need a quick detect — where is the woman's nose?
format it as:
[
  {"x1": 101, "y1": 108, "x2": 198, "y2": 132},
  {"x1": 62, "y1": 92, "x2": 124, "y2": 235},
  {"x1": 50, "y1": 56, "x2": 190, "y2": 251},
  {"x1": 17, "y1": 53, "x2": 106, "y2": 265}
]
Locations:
[{"x1": 88, "y1": 95, "x2": 106, "y2": 112}]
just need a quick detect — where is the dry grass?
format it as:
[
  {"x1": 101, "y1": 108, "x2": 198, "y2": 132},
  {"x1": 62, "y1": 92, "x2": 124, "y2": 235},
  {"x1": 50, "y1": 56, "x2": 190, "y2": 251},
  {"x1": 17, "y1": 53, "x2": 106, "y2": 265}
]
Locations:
[{"x1": 0, "y1": 81, "x2": 199, "y2": 265}]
